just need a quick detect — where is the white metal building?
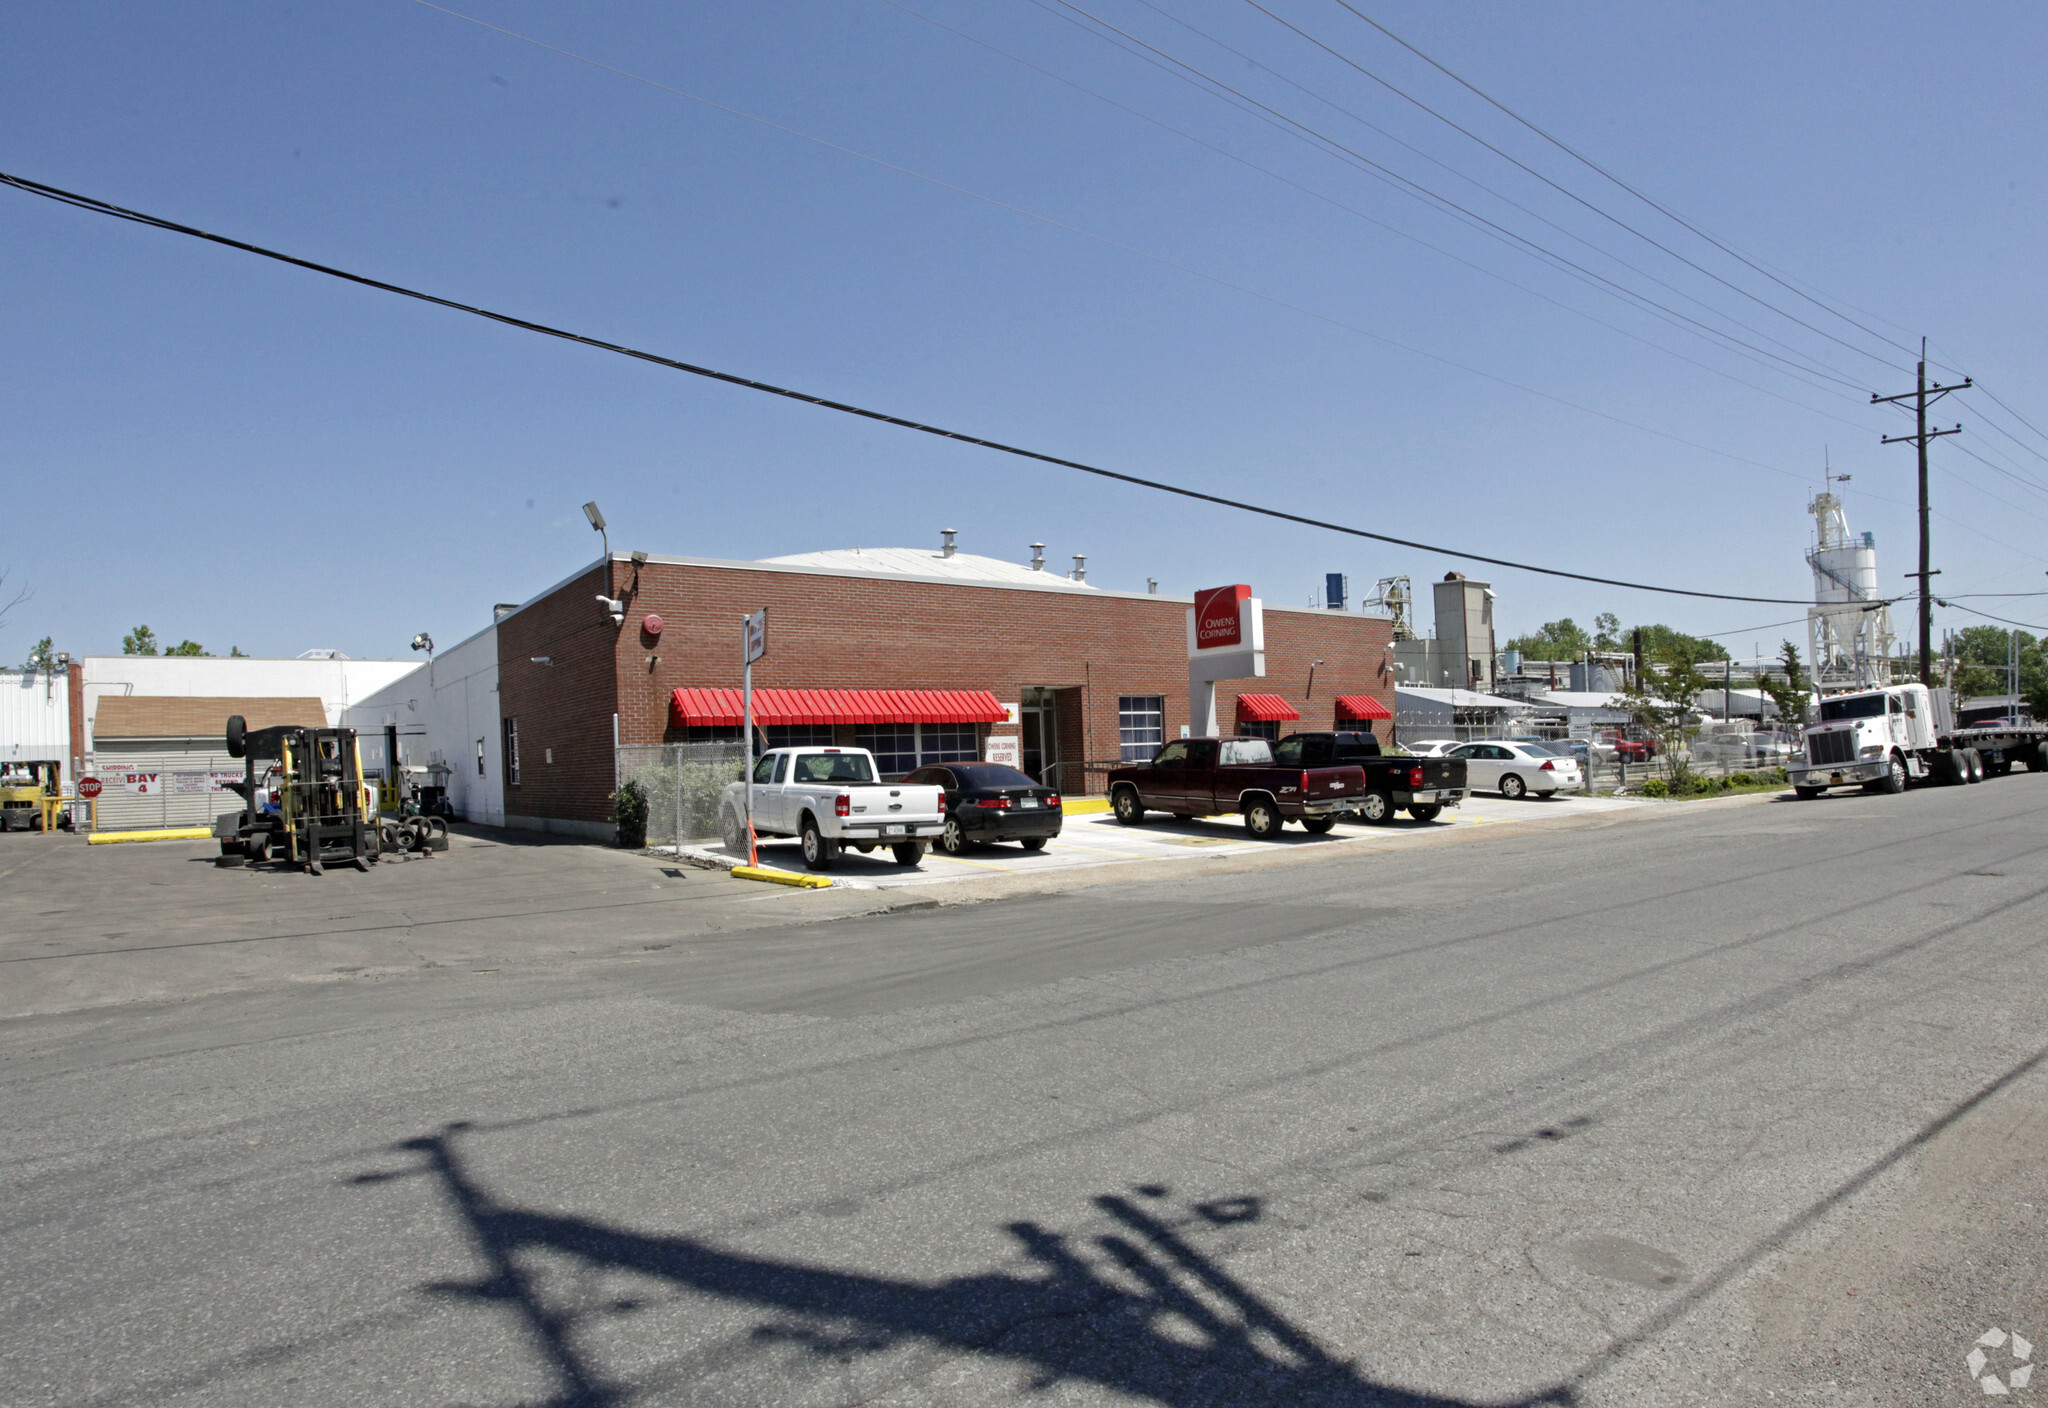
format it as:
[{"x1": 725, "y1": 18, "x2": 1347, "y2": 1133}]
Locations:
[
  {"x1": 340, "y1": 626, "x2": 505, "y2": 826},
  {"x1": 1, "y1": 668, "x2": 71, "y2": 786}
]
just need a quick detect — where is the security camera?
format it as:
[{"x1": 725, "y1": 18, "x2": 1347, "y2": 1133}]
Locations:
[
  {"x1": 597, "y1": 595, "x2": 625, "y2": 625},
  {"x1": 410, "y1": 632, "x2": 434, "y2": 653}
]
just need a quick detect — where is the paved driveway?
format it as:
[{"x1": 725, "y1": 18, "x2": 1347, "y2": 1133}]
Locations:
[{"x1": 680, "y1": 792, "x2": 1649, "y2": 888}]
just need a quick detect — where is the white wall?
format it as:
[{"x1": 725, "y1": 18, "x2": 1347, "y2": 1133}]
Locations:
[
  {"x1": 82, "y1": 655, "x2": 419, "y2": 753},
  {"x1": 1, "y1": 669, "x2": 71, "y2": 783},
  {"x1": 341, "y1": 627, "x2": 504, "y2": 826}
]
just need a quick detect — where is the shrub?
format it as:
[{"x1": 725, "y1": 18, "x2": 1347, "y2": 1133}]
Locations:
[
  {"x1": 611, "y1": 779, "x2": 649, "y2": 848},
  {"x1": 1729, "y1": 772, "x2": 1758, "y2": 787},
  {"x1": 1639, "y1": 777, "x2": 1670, "y2": 798}
]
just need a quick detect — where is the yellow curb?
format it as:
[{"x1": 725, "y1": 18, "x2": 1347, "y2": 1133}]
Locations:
[
  {"x1": 87, "y1": 827, "x2": 214, "y2": 845},
  {"x1": 731, "y1": 865, "x2": 833, "y2": 889},
  {"x1": 1060, "y1": 798, "x2": 1113, "y2": 816}
]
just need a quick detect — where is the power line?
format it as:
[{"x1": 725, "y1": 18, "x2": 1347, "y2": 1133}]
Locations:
[
  {"x1": 1242, "y1": 0, "x2": 1907, "y2": 379},
  {"x1": 1132, "y1": 0, "x2": 1875, "y2": 393},
  {"x1": 0, "y1": 169, "x2": 1820, "y2": 606},
  {"x1": 406, "y1": 0, "x2": 1845, "y2": 475},
  {"x1": 1042, "y1": 0, "x2": 1876, "y2": 394},
  {"x1": 880, "y1": 0, "x2": 1878, "y2": 432},
  {"x1": 1329, "y1": 2, "x2": 1926, "y2": 365},
  {"x1": 1938, "y1": 600, "x2": 2047, "y2": 633}
]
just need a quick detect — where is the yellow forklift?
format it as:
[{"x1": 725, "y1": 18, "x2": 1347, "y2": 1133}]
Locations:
[
  {"x1": 214, "y1": 715, "x2": 381, "y2": 874},
  {"x1": 0, "y1": 760, "x2": 63, "y2": 831}
]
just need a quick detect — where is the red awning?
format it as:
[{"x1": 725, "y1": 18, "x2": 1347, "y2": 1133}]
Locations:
[
  {"x1": 1335, "y1": 694, "x2": 1393, "y2": 721},
  {"x1": 669, "y1": 687, "x2": 1007, "y2": 728},
  {"x1": 1234, "y1": 693, "x2": 1301, "y2": 723}
]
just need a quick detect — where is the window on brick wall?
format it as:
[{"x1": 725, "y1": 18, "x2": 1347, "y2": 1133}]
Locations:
[
  {"x1": 766, "y1": 724, "x2": 835, "y2": 749},
  {"x1": 1118, "y1": 695, "x2": 1165, "y2": 761},
  {"x1": 503, "y1": 717, "x2": 520, "y2": 786},
  {"x1": 685, "y1": 725, "x2": 743, "y2": 744},
  {"x1": 854, "y1": 722, "x2": 979, "y2": 777},
  {"x1": 1237, "y1": 719, "x2": 1279, "y2": 743}
]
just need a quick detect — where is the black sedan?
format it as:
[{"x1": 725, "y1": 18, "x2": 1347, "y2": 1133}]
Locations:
[{"x1": 903, "y1": 763, "x2": 1062, "y2": 855}]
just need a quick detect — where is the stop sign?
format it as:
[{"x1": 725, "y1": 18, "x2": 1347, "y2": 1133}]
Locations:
[{"x1": 78, "y1": 777, "x2": 103, "y2": 799}]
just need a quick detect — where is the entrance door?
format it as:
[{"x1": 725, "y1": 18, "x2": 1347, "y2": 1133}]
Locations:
[{"x1": 1020, "y1": 687, "x2": 1059, "y2": 784}]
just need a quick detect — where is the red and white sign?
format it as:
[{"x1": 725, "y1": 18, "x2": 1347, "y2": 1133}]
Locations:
[
  {"x1": 1192, "y1": 584, "x2": 1253, "y2": 651},
  {"x1": 77, "y1": 777, "x2": 103, "y2": 799},
  {"x1": 121, "y1": 772, "x2": 161, "y2": 795}
]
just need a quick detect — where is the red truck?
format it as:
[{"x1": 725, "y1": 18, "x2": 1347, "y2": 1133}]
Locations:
[{"x1": 1106, "y1": 736, "x2": 1367, "y2": 837}]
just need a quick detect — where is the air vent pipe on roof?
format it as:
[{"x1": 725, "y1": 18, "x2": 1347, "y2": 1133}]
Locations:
[
  {"x1": 941, "y1": 528, "x2": 957, "y2": 558},
  {"x1": 1071, "y1": 555, "x2": 1087, "y2": 582},
  {"x1": 1030, "y1": 543, "x2": 1045, "y2": 571}
]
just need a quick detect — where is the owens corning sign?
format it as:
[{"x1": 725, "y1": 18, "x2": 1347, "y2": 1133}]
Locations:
[{"x1": 1193, "y1": 584, "x2": 1252, "y2": 651}]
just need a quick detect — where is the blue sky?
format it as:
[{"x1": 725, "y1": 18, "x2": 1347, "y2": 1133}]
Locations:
[{"x1": 5, "y1": 0, "x2": 2045, "y2": 663}]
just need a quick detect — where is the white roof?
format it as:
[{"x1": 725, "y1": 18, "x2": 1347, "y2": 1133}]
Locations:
[
  {"x1": 1532, "y1": 691, "x2": 1632, "y2": 710},
  {"x1": 758, "y1": 547, "x2": 1099, "y2": 590},
  {"x1": 1397, "y1": 686, "x2": 1529, "y2": 709}
]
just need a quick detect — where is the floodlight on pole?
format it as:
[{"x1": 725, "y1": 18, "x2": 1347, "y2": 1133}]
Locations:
[{"x1": 582, "y1": 501, "x2": 609, "y2": 559}]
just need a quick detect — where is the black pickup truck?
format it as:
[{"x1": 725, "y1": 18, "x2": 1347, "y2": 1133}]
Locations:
[
  {"x1": 1105, "y1": 736, "x2": 1366, "y2": 837},
  {"x1": 1274, "y1": 731, "x2": 1466, "y2": 823}
]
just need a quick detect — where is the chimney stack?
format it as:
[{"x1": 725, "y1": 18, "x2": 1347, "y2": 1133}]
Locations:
[
  {"x1": 1070, "y1": 554, "x2": 1087, "y2": 582},
  {"x1": 940, "y1": 528, "x2": 958, "y2": 558},
  {"x1": 1030, "y1": 542, "x2": 1045, "y2": 572}
]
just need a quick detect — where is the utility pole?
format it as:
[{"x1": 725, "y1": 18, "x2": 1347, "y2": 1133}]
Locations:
[{"x1": 1872, "y1": 340, "x2": 1967, "y2": 685}]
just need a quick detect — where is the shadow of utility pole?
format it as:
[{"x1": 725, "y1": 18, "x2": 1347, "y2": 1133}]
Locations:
[{"x1": 357, "y1": 1123, "x2": 1576, "y2": 1408}]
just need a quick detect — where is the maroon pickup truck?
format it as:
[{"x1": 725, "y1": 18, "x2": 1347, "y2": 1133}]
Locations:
[{"x1": 1106, "y1": 736, "x2": 1367, "y2": 837}]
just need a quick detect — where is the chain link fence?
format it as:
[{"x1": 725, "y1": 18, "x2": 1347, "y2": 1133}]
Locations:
[{"x1": 616, "y1": 742, "x2": 748, "y2": 848}]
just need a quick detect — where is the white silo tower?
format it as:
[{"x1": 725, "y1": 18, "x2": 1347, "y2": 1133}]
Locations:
[{"x1": 1806, "y1": 486, "x2": 1894, "y2": 688}]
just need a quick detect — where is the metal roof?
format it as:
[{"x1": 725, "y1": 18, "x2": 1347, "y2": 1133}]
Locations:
[
  {"x1": 669, "y1": 687, "x2": 1008, "y2": 728},
  {"x1": 757, "y1": 548, "x2": 1100, "y2": 590}
]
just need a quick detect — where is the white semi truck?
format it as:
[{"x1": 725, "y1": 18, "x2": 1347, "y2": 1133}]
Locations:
[{"x1": 1789, "y1": 683, "x2": 2048, "y2": 798}]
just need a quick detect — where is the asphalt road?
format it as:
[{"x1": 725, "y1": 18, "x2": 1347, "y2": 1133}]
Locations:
[{"x1": 3, "y1": 776, "x2": 2046, "y2": 1406}]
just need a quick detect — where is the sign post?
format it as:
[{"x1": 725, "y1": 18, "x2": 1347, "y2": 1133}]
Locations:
[
  {"x1": 1186, "y1": 584, "x2": 1265, "y2": 736},
  {"x1": 741, "y1": 610, "x2": 767, "y2": 863}
]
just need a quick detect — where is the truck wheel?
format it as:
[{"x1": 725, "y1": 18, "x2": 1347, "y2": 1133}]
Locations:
[
  {"x1": 1408, "y1": 804, "x2": 1443, "y2": 822},
  {"x1": 1794, "y1": 786, "x2": 1824, "y2": 800},
  {"x1": 1242, "y1": 799, "x2": 1282, "y2": 839},
  {"x1": 1111, "y1": 785, "x2": 1146, "y2": 826},
  {"x1": 1963, "y1": 749, "x2": 1983, "y2": 784},
  {"x1": 890, "y1": 840, "x2": 927, "y2": 865},
  {"x1": 800, "y1": 816, "x2": 837, "y2": 871},
  {"x1": 1879, "y1": 753, "x2": 1907, "y2": 794},
  {"x1": 720, "y1": 807, "x2": 746, "y2": 853},
  {"x1": 1499, "y1": 774, "x2": 1527, "y2": 800},
  {"x1": 2030, "y1": 743, "x2": 2048, "y2": 773},
  {"x1": 1356, "y1": 791, "x2": 1395, "y2": 825},
  {"x1": 1300, "y1": 816, "x2": 1336, "y2": 834}
]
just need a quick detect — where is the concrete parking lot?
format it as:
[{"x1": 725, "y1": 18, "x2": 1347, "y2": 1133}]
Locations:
[{"x1": 676, "y1": 791, "x2": 1649, "y2": 888}]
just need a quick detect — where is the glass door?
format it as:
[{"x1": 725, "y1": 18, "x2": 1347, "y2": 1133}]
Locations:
[{"x1": 1020, "y1": 687, "x2": 1059, "y2": 783}]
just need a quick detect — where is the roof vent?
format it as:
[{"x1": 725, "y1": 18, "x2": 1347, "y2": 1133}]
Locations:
[
  {"x1": 1030, "y1": 543, "x2": 1045, "y2": 571},
  {"x1": 940, "y1": 528, "x2": 958, "y2": 558},
  {"x1": 1070, "y1": 554, "x2": 1087, "y2": 582},
  {"x1": 1148, "y1": 578, "x2": 1158, "y2": 594}
]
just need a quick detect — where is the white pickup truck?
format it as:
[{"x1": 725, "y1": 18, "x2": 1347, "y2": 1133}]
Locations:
[{"x1": 718, "y1": 746, "x2": 945, "y2": 869}]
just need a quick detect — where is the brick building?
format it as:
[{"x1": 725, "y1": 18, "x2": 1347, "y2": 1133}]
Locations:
[{"x1": 351, "y1": 542, "x2": 1397, "y2": 838}]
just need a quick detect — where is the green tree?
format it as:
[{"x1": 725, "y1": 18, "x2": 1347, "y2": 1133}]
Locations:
[
  {"x1": 1951, "y1": 625, "x2": 2045, "y2": 717},
  {"x1": 230, "y1": 645, "x2": 249, "y2": 658},
  {"x1": 1758, "y1": 640, "x2": 1812, "y2": 727},
  {"x1": 166, "y1": 640, "x2": 211, "y2": 657},
  {"x1": 122, "y1": 625, "x2": 159, "y2": 656},
  {"x1": 1625, "y1": 624, "x2": 1730, "y2": 667},
  {"x1": 1619, "y1": 650, "x2": 1716, "y2": 788},
  {"x1": 24, "y1": 636, "x2": 55, "y2": 672},
  {"x1": 1592, "y1": 612, "x2": 1622, "y2": 651},
  {"x1": 1506, "y1": 618, "x2": 1591, "y2": 659}
]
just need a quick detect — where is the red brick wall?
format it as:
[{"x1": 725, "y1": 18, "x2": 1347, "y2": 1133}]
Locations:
[
  {"x1": 495, "y1": 564, "x2": 621, "y2": 824},
  {"x1": 505, "y1": 560, "x2": 1394, "y2": 821}
]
